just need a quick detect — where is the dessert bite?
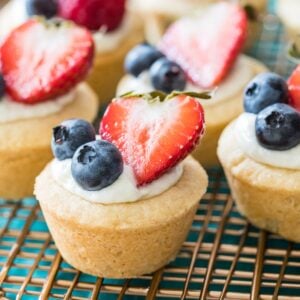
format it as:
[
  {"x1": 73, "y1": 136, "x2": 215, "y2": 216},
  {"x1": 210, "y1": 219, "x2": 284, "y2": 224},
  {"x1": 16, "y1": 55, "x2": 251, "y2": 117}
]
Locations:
[
  {"x1": 0, "y1": 0, "x2": 143, "y2": 102},
  {"x1": 218, "y1": 70, "x2": 300, "y2": 242},
  {"x1": 35, "y1": 91, "x2": 209, "y2": 278},
  {"x1": 0, "y1": 18, "x2": 98, "y2": 199},
  {"x1": 129, "y1": 0, "x2": 267, "y2": 49},
  {"x1": 118, "y1": 2, "x2": 268, "y2": 167}
]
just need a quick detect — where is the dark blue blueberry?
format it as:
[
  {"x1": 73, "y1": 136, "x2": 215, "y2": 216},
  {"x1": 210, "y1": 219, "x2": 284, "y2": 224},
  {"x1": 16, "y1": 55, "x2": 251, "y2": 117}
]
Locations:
[
  {"x1": 124, "y1": 43, "x2": 164, "y2": 77},
  {"x1": 255, "y1": 103, "x2": 300, "y2": 150},
  {"x1": 51, "y1": 119, "x2": 96, "y2": 160},
  {"x1": 26, "y1": 0, "x2": 58, "y2": 19},
  {"x1": 149, "y1": 57, "x2": 187, "y2": 93},
  {"x1": 71, "y1": 140, "x2": 123, "y2": 191},
  {"x1": 244, "y1": 73, "x2": 289, "y2": 114},
  {"x1": 0, "y1": 74, "x2": 5, "y2": 98}
]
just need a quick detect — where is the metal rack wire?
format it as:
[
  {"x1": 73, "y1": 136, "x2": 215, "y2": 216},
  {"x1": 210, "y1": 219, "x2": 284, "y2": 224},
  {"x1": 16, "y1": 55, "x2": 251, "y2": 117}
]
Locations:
[{"x1": 1, "y1": 2, "x2": 300, "y2": 300}]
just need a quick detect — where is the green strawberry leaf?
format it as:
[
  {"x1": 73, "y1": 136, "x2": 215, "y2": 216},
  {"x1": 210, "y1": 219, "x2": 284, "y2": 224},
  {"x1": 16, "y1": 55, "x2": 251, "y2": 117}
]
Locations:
[{"x1": 120, "y1": 90, "x2": 211, "y2": 102}]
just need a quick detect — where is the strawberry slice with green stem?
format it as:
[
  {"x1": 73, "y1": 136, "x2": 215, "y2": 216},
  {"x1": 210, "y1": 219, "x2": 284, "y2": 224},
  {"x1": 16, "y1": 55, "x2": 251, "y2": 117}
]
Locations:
[
  {"x1": 159, "y1": 2, "x2": 247, "y2": 88},
  {"x1": 0, "y1": 18, "x2": 94, "y2": 104},
  {"x1": 100, "y1": 91, "x2": 209, "y2": 186}
]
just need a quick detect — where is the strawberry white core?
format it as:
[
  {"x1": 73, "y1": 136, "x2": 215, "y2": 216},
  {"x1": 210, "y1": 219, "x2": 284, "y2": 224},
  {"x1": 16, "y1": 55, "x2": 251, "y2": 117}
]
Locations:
[{"x1": 120, "y1": 99, "x2": 180, "y2": 167}]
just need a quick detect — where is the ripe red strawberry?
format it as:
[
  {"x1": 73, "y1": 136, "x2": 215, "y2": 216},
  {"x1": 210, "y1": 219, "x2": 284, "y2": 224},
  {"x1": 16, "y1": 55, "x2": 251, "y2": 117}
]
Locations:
[
  {"x1": 288, "y1": 65, "x2": 300, "y2": 111},
  {"x1": 100, "y1": 93, "x2": 205, "y2": 186},
  {"x1": 58, "y1": 0, "x2": 126, "y2": 32},
  {"x1": 159, "y1": 2, "x2": 247, "y2": 88},
  {"x1": 0, "y1": 19, "x2": 94, "y2": 104}
]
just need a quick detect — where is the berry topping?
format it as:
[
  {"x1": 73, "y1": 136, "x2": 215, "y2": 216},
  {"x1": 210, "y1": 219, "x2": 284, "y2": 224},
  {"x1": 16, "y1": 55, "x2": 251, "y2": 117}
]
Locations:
[
  {"x1": 58, "y1": 0, "x2": 125, "y2": 31},
  {"x1": 255, "y1": 103, "x2": 300, "y2": 151},
  {"x1": 288, "y1": 65, "x2": 300, "y2": 111},
  {"x1": 52, "y1": 119, "x2": 96, "y2": 160},
  {"x1": 149, "y1": 57, "x2": 187, "y2": 93},
  {"x1": 0, "y1": 19, "x2": 94, "y2": 104},
  {"x1": 125, "y1": 43, "x2": 164, "y2": 77},
  {"x1": 0, "y1": 74, "x2": 6, "y2": 98},
  {"x1": 71, "y1": 140, "x2": 123, "y2": 191},
  {"x1": 244, "y1": 73, "x2": 289, "y2": 114},
  {"x1": 26, "y1": 0, "x2": 58, "y2": 19},
  {"x1": 159, "y1": 2, "x2": 247, "y2": 88},
  {"x1": 100, "y1": 92, "x2": 208, "y2": 186}
]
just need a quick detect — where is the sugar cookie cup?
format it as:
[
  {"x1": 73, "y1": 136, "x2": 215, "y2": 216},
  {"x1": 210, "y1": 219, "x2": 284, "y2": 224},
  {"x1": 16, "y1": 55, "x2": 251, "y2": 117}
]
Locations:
[
  {"x1": 218, "y1": 121, "x2": 300, "y2": 242},
  {"x1": 35, "y1": 157, "x2": 207, "y2": 278},
  {"x1": 35, "y1": 89, "x2": 209, "y2": 277},
  {"x1": 0, "y1": 18, "x2": 99, "y2": 199}
]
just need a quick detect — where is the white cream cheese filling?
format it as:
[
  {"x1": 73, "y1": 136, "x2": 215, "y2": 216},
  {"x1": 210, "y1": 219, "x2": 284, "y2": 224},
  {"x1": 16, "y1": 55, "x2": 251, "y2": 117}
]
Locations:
[
  {"x1": 51, "y1": 158, "x2": 183, "y2": 204},
  {"x1": 0, "y1": 88, "x2": 77, "y2": 123},
  {"x1": 235, "y1": 112, "x2": 300, "y2": 170}
]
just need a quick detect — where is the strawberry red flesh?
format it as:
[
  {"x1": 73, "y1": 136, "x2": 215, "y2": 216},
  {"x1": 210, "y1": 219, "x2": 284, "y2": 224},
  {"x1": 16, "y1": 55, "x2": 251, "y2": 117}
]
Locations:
[
  {"x1": 159, "y1": 2, "x2": 247, "y2": 88},
  {"x1": 58, "y1": 0, "x2": 125, "y2": 32},
  {"x1": 0, "y1": 19, "x2": 94, "y2": 104},
  {"x1": 288, "y1": 65, "x2": 300, "y2": 111},
  {"x1": 100, "y1": 95, "x2": 205, "y2": 186}
]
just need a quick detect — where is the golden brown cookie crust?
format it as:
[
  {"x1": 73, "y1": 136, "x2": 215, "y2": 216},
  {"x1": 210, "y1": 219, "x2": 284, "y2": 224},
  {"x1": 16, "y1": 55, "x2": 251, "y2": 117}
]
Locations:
[
  {"x1": 218, "y1": 121, "x2": 300, "y2": 242},
  {"x1": 35, "y1": 156, "x2": 208, "y2": 277}
]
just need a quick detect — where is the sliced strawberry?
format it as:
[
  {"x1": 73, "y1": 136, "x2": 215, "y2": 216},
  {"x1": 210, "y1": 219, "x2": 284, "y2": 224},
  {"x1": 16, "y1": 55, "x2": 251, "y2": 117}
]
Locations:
[
  {"x1": 58, "y1": 0, "x2": 125, "y2": 32},
  {"x1": 159, "y1": 2, "x2": 247, "y2": 88},
  {"x1": 288, "y1": 65, "x2": 300, "y2": 111},
  {"x1": 100, "y1": 94, "x2": 205, "y2": 186},
  {"x1": 0, "y1": 19, "x2": 94, "y2": 104}
]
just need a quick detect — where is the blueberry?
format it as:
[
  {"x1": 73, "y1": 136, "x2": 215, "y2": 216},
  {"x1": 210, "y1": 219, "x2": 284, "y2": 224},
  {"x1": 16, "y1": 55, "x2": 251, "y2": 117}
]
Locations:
[
  {"x1": 71, "y1": 140, "x2": 123, "y2": 191},
  {"x1": 149, "y1": 57, "x2": 187, "y2": 93},
  {"x1": 51, "y1": 119, "x2": 96, "y2": 160},
  {"x1": 26, "y1": 0, "x2": 58, "y2": 19},
  {"x1": 124, "y1": 43, "x2": 164, "y2": 77},
  {"x1": 244, "y1": 73, "x2": 289, "y2": 114},
  {"x1": 255, "y1": 103, "x2": 300, "y2": 150},
  {"x1": 0, "y1": 74, "x2": 5, "y2": 98}
]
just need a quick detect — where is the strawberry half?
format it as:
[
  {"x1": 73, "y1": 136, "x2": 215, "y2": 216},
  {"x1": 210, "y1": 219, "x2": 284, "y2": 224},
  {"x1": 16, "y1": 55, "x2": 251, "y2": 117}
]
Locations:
[
  {"x1": 288, "y1": 65, "x2": 300, "y2": 111},
  {"x1": 159, "y1": 2, "x2": 247, "y2": 88},
  {"x1": 0, "y1": 19, "x2": 94, "y2": 104},
  {"x1": 100, "y1": 93, "x2": 205, "y2": 186}
]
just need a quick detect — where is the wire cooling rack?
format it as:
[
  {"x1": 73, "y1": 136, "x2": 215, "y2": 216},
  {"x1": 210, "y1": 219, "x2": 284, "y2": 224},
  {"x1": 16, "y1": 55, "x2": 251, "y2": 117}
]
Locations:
[{"x1": 1, "y1": 1, "x2": 300, "y2": 300}]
